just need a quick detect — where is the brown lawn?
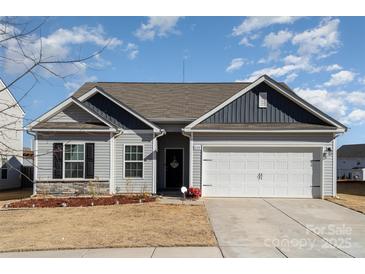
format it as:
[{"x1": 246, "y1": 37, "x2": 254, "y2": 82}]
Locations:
[
  {"x1": 0, "y1": 203, "x2": 216, "y2": 252},
  {"x1": 327, "y1": 182, "x2": 365, "y2": 214}
]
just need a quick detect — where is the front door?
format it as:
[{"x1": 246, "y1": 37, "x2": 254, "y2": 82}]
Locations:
[{"x1": 165, "y1": 148, "x2": 183, "y2": 188}]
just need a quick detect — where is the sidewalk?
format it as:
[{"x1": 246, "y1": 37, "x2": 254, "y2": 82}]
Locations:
[{"x1": 0, "y1": 247, "x2": 223, "y2": 258}]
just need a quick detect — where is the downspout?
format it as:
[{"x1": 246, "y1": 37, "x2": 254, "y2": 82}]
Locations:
[
  {"x1": 26, "y1": 129, "x2": 37, "y2": 196},
  {"x1": 153, "y1": 129, "x2": 166, "y2": 194},
  {"x1": 182, "y1": 128, "x2": 193, "y2": 188},
  {"x1": 333, "y1": 132, "x2": 344, "y2": 198}
]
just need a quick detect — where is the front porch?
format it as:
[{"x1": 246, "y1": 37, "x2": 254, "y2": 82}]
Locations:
[{"x1": 156, "y1": 132, "x2": 190, "y2": 192}]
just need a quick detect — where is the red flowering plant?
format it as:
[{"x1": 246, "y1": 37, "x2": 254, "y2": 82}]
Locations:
[{"x1": 187, "y1": 187, "x2": 201, "y2": 199}]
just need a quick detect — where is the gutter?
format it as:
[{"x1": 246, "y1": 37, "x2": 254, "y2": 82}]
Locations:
[
  {"x1": 182, "y1": 129, "x2": 193, "y2": 188},
  {"x1": 183, "y1": 128, "x2": 346, "y2": 133}
]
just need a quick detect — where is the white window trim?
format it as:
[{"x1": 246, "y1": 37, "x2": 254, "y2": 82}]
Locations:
[
  {"x1": 123, "y1": 144, "x2": 145, "y2": 180},
  {"x1": 259, "y1": 92, "x2": 267, "y2": 108},
  {"x1": 63, "y1": 142, "x2": 86, "y2": 180}
]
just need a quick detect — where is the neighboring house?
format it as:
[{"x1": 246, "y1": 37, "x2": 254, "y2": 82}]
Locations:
[
  {"x1": 337, "y1": 144, "x2": 365, "y2": 179},
  {"x1": 0, "y1": 79, "x2": 25, "y2": 190},
  {"x1": 27, "y1": 75, "x2": 346, "y2": 198}
]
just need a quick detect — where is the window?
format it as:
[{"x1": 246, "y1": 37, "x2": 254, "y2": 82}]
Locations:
[
  {"x1": 259, "y1": 92, "x2": 268, "y2": 108},
  {"x1": 1, "y1": 156, "x2": 7, "y2": 179},
  {"x1": 64, "y1": 144, "x2": 84, "y2": 178},
  {"x1": 124, "y1": 145, "x2": 143, "y2": 178}
]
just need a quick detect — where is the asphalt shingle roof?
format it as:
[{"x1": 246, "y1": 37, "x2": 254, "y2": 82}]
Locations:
[
  {"x1": 337, "y1": 144, "x2": 365, "y2": 158},
  {"x1": 73, "y1": 82, "x2": 251, "y2": 120}
]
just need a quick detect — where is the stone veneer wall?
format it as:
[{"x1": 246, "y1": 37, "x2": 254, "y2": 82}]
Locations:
[{"x1": 36, "y1": 181, "x2": 109, "y2": 196}]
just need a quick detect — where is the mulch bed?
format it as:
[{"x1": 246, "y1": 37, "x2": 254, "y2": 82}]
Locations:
[{"x1": 3, "y1": 195, "x2": 156, "y2": 208}]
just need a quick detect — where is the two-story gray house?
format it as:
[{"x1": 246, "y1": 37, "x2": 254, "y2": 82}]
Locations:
[{"x1": 27, "y1": 75, "x2": 346, "y2": 198}]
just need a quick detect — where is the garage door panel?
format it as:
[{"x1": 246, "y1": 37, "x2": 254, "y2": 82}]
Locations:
[
  {"x1": 246, "y1": 159, "x2": 259, "y2": 169},
  {"x1": 261, "y1": 159, "x2": 275, "y2": 169},
  {"x1": 202, "y1": 147, "x2": 320, "y2": 198}
]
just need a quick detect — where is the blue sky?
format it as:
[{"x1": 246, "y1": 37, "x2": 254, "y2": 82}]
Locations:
[{"x1": 2, "y1": 16, "x2": 365, "y2": 148}]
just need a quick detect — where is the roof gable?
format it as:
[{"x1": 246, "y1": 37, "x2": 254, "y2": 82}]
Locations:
[
  {"x1": 85, "y1": 93, "x2": 152, "y2": 130},
  {"x1": 47, "y1": 103, "x2": 101, "y2": 124},
  {"x1": 201, "y1": 82, "x2": 330, "y2": 126},
  {"x1": 28, "y1": 97, "x2": 116, "y2": 131},
  {"x1": 185, "y1": 75, "x2": 347, "y2": 131}
]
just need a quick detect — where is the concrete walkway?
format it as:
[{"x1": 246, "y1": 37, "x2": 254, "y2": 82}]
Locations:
[
  {"x1": 205, "y1": 198, "x2": 365, "y2": 258},
  {"x1": 0, "y1": 247, "x2": 222, "y2": 258}
]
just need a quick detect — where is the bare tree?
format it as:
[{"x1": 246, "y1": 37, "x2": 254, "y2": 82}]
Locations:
[{"x1": 0, "y1": 17, "x2": 110, "y2": 185}]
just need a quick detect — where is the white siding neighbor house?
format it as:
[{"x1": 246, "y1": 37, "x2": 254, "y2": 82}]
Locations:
[
  {"x1": 0, "y1": 79, "x2": 25, "y2": 190},
  {"x1": 27, "y1": 75, "x2": 346, "y2": 198}
]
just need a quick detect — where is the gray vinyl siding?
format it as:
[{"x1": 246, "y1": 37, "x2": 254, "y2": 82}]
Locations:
[
  {"x1": 114, "y1": 132, "x2": 154, "y2": 193},
  {"x1": 203, "y1": 82, "x2": 329, "y2": 125},
  {"x1": 192, "y1": 147, "x2": 201, "y2": 189},
  {"x1": 323, "y1": 139, "x2": 335, "y2": 196},
  {"x1": 48, "y1": 104, "x2": 100, "y2": 123},
  {"x1": 192, "y1": 132, "x2": 336, "y2": 197},
  {"x1": 36, "y1": 133, "x2": 110, "y2": 180}
]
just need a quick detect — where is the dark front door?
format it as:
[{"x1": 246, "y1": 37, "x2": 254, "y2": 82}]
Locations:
[{"x1": 165, "y1": 148, "x2": 183, "y2": 188}]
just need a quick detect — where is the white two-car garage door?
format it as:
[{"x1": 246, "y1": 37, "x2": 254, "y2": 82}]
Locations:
[{"x1": 202, "y1": 147, "x2": 321, "y2": 198}]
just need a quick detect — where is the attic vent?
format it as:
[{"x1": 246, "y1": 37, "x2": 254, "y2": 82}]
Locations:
[{"x1": 259, "y1": 92, "x2": 267, "y2": 108}]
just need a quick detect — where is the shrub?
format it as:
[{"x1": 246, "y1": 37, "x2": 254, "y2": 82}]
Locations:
[{"x1": 187, "y1": 187, "x2": 201, "y2": 199}]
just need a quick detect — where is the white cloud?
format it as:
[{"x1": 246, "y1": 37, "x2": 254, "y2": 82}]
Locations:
[
  {"x1": 326, "y1": 64, "x2": 342, "y2": 71},
  {"x1": 232, "y1": 17, "x2": 299, "y2": 36},
  {"x1": 285, "y1": 73, "x2": 298, "y2": 83},
  {"x1": 135, "y1": 16, "x2": 181, "y2": 41},
  {"x1": 239, "y1": 37, "x2": 254, "y2": 47},
  {"x1": 2, "y1": 24, "x2": 122, "y2": 76},
  {"x1": 295, "y1": 88, "x2": 365, "y2": 125},
  {"x1": 239, "y1": 54, "x2": 316, "y2": 82},
  {"x1": 233, "y1": 17, "x2": 300, "y2": 48},
  {"x1": 292, "y1": 18, "x2": 340, "y2": 57},
  {"x1": 65, "y1": 74, "x2": 98, "y2": 92},
  {"x1": 44, "y1": 25, "x2": 122, "y2": 49},
  {"x1": 359, "y1": 76, "x2": 365, "y2": 85},
  {"x1": 344, "y1": 109, "x2": 365, "y2": 124},
  {"x1": 295, "y1": 88, "x2": 347, "y2": 117},
  {"x1": 124, "y1": 43, "x2": 139, "y2": 60},
  {"x1": 263, "y1": 30, "x2": 292, "y2": 49},
  {"x1": 226, "y1": 58, "x2": 245, "y2": 72},
  {"x1": 343, "y1": 91, "x2": 365, "y2": 105},
  {"x1": 324, "y1": 70, "x2": 356, "y2": 87}
]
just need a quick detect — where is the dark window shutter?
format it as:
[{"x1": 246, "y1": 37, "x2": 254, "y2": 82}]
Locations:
[
  {"x1": 1, "y1": 166, "x2": 7, "y2": 179},
  {"x1": 85, "y1": 143, "x2": 95, "y2": 179},
  {"x1": 53, "y1": 143, "x2": 63, "y2": 179}
]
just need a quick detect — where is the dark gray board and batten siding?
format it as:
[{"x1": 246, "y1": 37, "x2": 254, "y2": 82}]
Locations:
[
  {"x1": 202, "y1": 83, "x2": 330, "y2": 125},
  {"x1": 85, "y1": 93, "x2": 152, "y2": 130}
]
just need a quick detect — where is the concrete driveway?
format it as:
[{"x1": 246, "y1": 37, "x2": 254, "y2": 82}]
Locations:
[{"x1": 205, "y1": 198, "x2": 365, "y2": 258}]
